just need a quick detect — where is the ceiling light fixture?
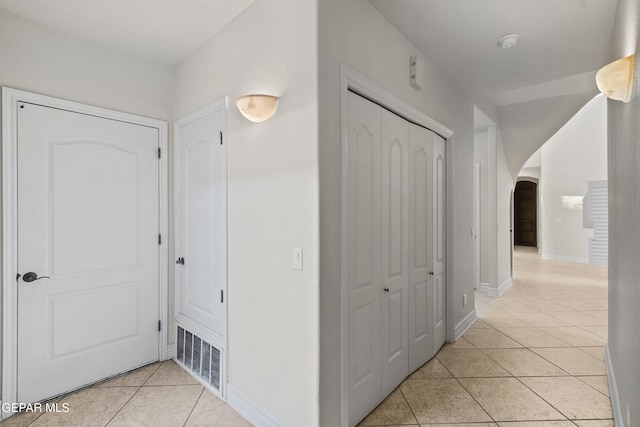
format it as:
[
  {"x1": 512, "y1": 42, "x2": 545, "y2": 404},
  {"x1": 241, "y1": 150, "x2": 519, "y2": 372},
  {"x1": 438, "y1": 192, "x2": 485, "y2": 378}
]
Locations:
[
  {"x1": 236, "y1": 94, "x2": 279, "y2": 123},
  {"x1": 498, "y1": 34, "x2": 519, "y2": 49},
  {"x1": 596, "y1": 54, "x2": 635, "y2": 103}
]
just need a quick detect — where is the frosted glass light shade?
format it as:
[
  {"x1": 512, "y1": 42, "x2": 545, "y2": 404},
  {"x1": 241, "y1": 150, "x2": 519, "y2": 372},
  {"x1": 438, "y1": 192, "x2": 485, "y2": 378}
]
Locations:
[
  {"x1": 236, "y1": 94, "x2": 279, "y2": 123},
  {"x1": 596, "y1": 54, "x2": 635, "y2": 103}
]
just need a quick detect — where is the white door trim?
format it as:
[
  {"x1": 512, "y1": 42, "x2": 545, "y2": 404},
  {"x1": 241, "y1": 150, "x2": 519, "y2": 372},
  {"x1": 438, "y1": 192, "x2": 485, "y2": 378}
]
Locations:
[
  {"x1": 1, "y1": 87, "x2": 169, "y2": 411},
  {"x1": 339, "y1": 64, "x2": 454, "y2": 426}
]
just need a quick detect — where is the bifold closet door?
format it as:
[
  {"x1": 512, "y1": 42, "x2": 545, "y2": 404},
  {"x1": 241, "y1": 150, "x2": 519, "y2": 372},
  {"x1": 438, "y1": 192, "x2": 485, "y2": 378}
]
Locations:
[
  {"x1": 380, "y1": 110, "x2": 409, "y2": 397},
  {"x1": 347, "y1": 91, "x2": 445, "y2": 426},
  {"x1": 408, "y1": 124, "x2": 434, "y2": 372},
  {"x1": 432, "y1": 134, "x2": 447, "y2": 349},
  {"x1": 347, "y1": 91, "x2": 383, "y2": 426}
]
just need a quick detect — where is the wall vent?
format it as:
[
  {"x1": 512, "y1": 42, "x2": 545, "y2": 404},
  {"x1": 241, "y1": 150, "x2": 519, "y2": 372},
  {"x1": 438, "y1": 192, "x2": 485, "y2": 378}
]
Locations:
[{"x1": 176, "y1": 326, "x2": 221, "y2": 392}]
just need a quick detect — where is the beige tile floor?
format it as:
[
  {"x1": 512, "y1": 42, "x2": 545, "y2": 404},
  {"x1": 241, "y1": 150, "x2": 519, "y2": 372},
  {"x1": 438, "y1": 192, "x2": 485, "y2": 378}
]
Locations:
[
  {"x1": 358, "y1": 246, "x2": 612, "y2": 427},
  {"x1": 1, "y1": 246, "x2": 612, "y2": 426},
  {"x1": 0, "y1": 361, "x2": 251, "y2": 427}
]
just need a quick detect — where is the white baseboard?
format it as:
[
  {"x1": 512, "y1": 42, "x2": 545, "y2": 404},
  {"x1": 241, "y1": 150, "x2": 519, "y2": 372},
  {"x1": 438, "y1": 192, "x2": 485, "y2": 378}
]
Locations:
[
  {"x1": 494, "y1": 277, "x2": 512, "y2": 297},
  {"x1": 454, "y1": 309, "x2": 476, "y2": 340},
  {"x1": 478, "y1": 282, "x2": 491, "y2": 293},
  {"x1": 227, "y1": 383, "x2": 284, "y2": 427},
  {"x1": 478, "y1": 278, "x2": 512, "y2": 298},
  {"x1": 605, "y1": 345, "x2": 625, "y2": 427},
  {"x1": 541, "y1": 253, "x2": 589, "y2": 264}
]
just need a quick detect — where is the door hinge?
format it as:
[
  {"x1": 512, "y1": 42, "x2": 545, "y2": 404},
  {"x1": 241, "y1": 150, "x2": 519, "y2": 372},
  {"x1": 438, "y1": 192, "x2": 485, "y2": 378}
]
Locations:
[
  {"x1": 158, "y1": 234, "x2": 162, "y2": 245},
  {"x1": 158, "y1": 147, "x2": 161, "y2": 159},
  {"x1": 158, "y1": 320, "x2": 161, "y2": 332},
  {"x1": 220, "y1": 131, "x2": 223, "y2": 145},
  {"x1": 221, "y1": 290, "x2": 224, "y2": 303}
]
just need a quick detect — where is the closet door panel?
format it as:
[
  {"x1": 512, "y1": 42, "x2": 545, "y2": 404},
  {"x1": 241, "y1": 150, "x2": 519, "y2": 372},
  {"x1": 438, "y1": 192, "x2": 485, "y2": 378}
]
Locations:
[
  {"x1": 380, "y1": 110, "x2": 409, "y2": 396},
  {"x1": 408, "y1": 123, "x2": 435, "y2": 372},
  {"x1": 433, "y1": 134, "x2": 447, "y2": 350},
  {"x1": 347, "y1": 92, "x2": 383, "y2": 426}
]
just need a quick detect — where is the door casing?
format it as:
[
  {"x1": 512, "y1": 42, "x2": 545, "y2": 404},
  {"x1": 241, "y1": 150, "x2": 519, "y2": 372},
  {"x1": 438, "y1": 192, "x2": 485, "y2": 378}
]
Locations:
[
  {"x1": 1, "y1": 87, "x2": 169, "y2": 413},
  {"x1": 339, "y1": 65, "x2": 454, "y2": 427}
]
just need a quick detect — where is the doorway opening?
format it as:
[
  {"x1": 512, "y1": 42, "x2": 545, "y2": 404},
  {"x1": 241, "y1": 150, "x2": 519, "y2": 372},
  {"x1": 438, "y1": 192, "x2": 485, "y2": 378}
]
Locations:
[{"x1": 514, "y1": 180, "x2": 538, "y2": 247}]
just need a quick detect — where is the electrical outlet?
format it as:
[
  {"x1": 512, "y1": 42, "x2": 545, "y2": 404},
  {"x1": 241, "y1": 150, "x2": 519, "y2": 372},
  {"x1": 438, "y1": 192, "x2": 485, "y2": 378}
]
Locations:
[{"x1": 463, "y1": 294, "x2": 467, "y2": 307}]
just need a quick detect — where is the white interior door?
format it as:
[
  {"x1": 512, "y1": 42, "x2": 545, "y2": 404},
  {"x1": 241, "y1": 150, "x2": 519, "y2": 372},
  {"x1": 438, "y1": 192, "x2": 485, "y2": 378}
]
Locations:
[
  {"x1": 380, "y1": 110, "x2": 409, "y2": 396},
  {"x1": 432, "y1": 134, "x2": 447, "y2": 350},
  {"x1": 175, "y1": 102, "x2": 227, "y2": 340},
  {"x1": 347, "y1": 92, "x2": 382, "y2": 426},
  {"x1": 408, "y1": 123, "x2": 434, "y2": 372},
  {"x1": 474, "y1": 162, "x2": 481, "y2": 290},
  {"x1": 17, "y1": 102, "x2": 160, "y2": 403}
]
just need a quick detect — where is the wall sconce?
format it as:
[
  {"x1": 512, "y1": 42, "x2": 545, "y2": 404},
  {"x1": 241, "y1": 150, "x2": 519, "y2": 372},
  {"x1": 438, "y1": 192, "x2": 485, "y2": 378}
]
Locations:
[
  {"x1": 596, "y1": 54, "x2": 635, "y2": 103},
  {"x1": 236, "y1": 94, "x2": 279, "y2": 123}
]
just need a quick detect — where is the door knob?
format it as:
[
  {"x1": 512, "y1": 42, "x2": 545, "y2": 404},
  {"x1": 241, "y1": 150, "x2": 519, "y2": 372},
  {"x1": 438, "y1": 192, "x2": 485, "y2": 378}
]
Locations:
[
  {"x1": 383, "y1": 287, "x2": 390, "y2": 293},
  {"x1": 22, "y1": 272, "x2": 50, "y2": 282},
  {"x1": 429, "y1": 272, "x2": 434, "y2": 275},
  {"x1": 176, "y1": 257, "x2": 185, "y2": 265}
]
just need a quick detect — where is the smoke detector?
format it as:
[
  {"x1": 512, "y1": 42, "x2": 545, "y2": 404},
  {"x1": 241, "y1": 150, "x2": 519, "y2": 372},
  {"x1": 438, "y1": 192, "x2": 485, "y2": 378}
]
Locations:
[{"x1": 498, "y1": 34, "x2": 519, "y2": 49}]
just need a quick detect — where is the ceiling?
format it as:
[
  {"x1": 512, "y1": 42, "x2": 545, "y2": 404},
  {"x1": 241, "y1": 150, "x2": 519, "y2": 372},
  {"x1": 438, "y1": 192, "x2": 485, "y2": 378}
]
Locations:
[
  {"x1": 370, "y1": 0, "x2": 618, "y2": 176},
  {"x1": 0, "y1": 0, "x2": 618, "y2": 176},
  {"x1": 0, "y1": 0, "x2": 256, "y2": 65}
]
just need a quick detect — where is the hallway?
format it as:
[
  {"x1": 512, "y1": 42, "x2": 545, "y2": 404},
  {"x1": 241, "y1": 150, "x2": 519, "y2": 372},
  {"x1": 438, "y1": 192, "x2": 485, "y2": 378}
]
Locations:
[
  {"x1": 0, "y1": 247, "x2": 611, "y2": 426},
  {"x1": 358, "y1": 246, "x2": 611, "y2": 426}
]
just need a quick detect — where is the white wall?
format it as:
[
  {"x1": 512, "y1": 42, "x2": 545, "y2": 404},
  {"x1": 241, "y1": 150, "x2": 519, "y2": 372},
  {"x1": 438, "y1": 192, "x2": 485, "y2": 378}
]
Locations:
[
  {"x1": 0, "y1": 10, "x2": 173, "y2": 120},
  {"x1": 173, "y1": 1, "x2": 319, "y2": 426},
  {"x1": 474, "y1": 126, "x2": 514, "y2": 296},
  {"x1": 607, "y1": 1, "x2": 640, "y2": 424},
  {"x1": 318, "y1": 1, "x2": 475, "y2": 424},
  {"x1": 540, "y1": 95, "x2": 607, "y2": 263},
  {"x1": 0, "y1": 7, "x2": 174, "y2": 400},
  {"x1": 496, "y1": 131, "x2": 514, "y2": 287},
  {"x1": 474, "y1": 130, "x2": 495, "y2": 289}
]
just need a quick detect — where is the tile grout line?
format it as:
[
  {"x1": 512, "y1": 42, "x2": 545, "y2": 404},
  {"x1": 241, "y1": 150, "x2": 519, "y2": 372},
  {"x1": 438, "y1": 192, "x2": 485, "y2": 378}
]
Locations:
[
  {"x1": 452, "y1": 376, "x2": 497, "y2": 425},
  {"x1": 181, "y1": 387, "x2": 206, "y2": 427},
  {"x1": 396, "y1": 385, "x2": 420, "y2": 426},
  {"x1": 103, "y1": 385, "x2": 143, "y2": 427}
]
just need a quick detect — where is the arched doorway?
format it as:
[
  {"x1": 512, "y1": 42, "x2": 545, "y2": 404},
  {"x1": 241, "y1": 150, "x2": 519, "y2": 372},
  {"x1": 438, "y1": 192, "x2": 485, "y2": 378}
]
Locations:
[{"x1": 514, "y1": 181, "x2": 537, "y2": 247}]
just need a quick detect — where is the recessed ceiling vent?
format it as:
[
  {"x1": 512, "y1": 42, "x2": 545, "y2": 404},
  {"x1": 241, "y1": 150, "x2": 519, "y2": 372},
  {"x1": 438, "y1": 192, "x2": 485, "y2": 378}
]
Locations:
[{"x1": 177, "y1": 326, "x2": 221, "y2": 392}]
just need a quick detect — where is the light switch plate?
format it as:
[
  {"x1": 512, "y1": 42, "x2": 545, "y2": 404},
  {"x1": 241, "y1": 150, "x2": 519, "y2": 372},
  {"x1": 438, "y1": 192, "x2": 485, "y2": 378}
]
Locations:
[{"x1": 292, "y1": 248, "x2": 303, "y2": 270}]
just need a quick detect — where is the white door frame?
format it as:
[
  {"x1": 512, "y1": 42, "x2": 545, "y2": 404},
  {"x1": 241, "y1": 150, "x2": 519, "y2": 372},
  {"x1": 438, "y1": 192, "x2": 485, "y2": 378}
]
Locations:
[
  {"x1": 1, "y1": 87, "x2": 169, "y2": 411},
  {"x1": 339, "y1": 64, "x2": 454, "y2": 426}
]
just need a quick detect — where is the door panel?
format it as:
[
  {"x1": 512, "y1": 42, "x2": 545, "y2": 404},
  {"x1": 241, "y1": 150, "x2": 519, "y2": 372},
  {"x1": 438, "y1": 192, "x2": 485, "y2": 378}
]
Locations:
[
  {"x1": 432, "y1": 135, "x2": 446, "y2": 350},
  {"x1": 17, "y1": 103, "x2": 159, "y2": 403},
  {"x1": 380, "y1": 110, "x2": 409, "y2": 396},
  {"x1": 408, "y1": 123, "x2": 434, "y2": 372},
  {"x1": 348, "y1": 92, "x2": 382, "y2": 426},
  {"x1": 175, "y1": 106, "x2": 227, "y2": 337}
]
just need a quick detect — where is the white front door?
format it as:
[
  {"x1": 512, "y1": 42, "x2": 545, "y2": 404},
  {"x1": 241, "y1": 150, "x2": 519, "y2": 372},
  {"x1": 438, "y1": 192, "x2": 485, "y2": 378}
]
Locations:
[{"x1": 17, "y1": 102, "x2": 160, "y2": 403}]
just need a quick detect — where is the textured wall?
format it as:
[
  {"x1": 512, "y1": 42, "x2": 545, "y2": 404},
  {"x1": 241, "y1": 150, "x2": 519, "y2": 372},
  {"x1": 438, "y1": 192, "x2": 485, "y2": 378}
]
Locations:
[{"x1": 174, "y1": 1, "x2": 320, "y2": 426}]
